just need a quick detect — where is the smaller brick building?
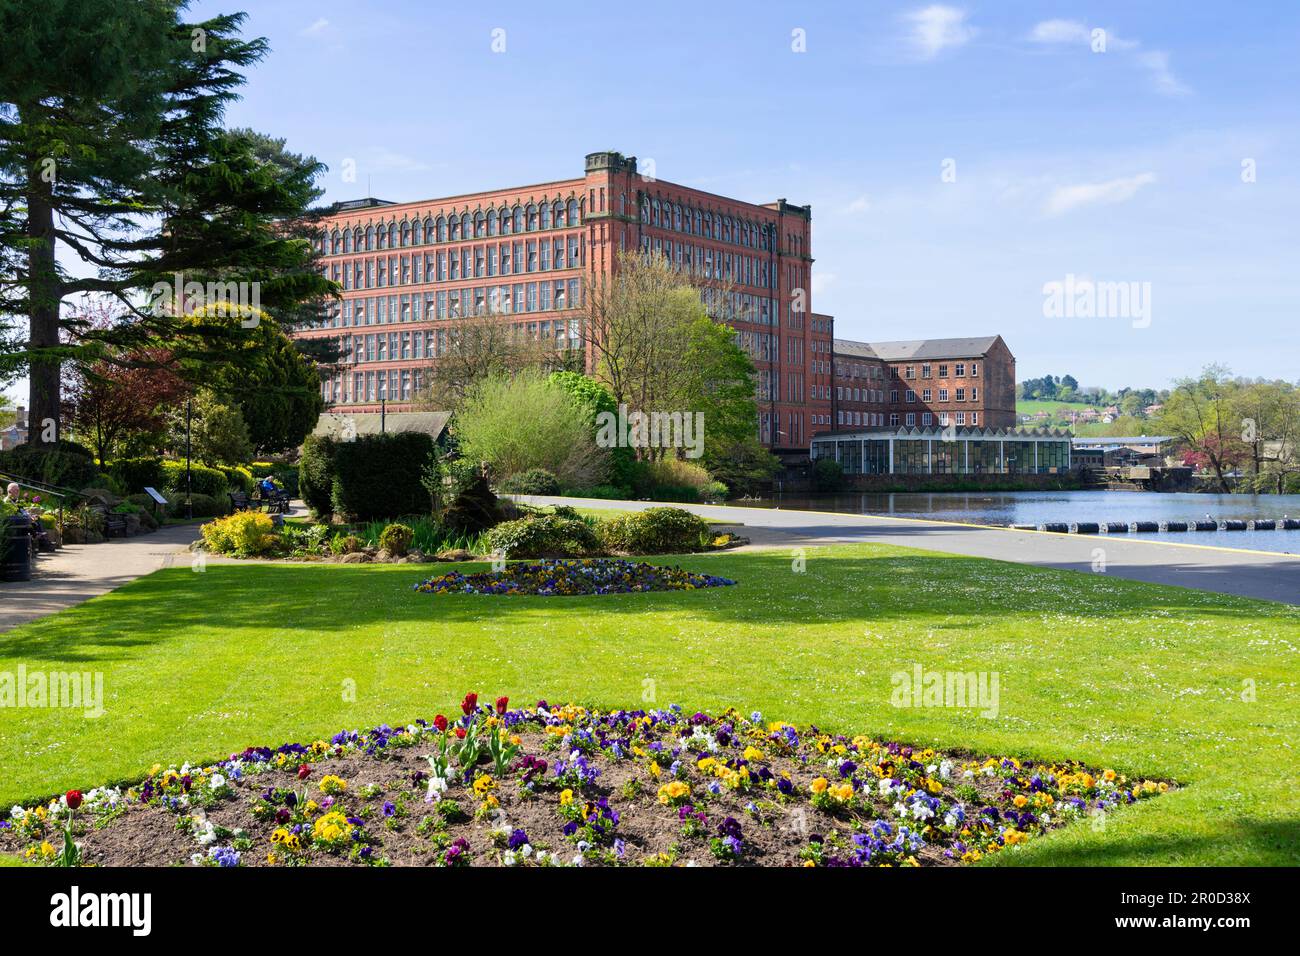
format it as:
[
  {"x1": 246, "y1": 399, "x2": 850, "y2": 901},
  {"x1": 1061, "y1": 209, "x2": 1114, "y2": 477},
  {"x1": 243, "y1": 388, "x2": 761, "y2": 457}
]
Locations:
[{"x1": 829, "y1": 334, "x2": 1016, "y2": 432}]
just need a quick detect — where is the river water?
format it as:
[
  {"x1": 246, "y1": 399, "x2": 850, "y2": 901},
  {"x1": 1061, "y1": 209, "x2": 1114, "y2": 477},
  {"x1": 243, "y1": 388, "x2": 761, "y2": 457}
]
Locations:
[{"x1": 741, "y1": 490, "x2": 1300, "y2": 555}]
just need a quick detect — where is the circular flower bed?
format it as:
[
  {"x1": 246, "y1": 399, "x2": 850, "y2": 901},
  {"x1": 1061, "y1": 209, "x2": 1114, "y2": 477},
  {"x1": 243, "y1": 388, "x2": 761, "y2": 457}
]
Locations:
[
  {"x1": 1, "y1": 696, "x2": 1172, "y2": 868},
  {"x1": 413, "y1": 558, "x2": 737, "y2": 596}
]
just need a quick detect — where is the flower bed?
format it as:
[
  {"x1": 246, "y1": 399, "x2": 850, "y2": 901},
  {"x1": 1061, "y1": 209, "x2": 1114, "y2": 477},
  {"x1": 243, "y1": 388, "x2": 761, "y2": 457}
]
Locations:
[
  {"x1": 1, "y1": 697, "x2": 1172, "y2": 868},
  {"x1": 413, "y1": 559, "x2": 737, "y2": 596}
]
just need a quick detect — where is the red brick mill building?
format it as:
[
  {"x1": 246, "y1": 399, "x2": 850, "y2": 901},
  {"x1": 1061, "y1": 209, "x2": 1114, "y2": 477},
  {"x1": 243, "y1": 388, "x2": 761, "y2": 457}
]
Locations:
[{"x1": 294, "y1": 150, "x2": 1017, "y2": 463}]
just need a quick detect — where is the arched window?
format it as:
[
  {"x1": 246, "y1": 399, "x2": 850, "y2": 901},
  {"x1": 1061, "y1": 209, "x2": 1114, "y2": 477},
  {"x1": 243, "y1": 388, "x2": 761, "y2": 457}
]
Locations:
[
  {"x1": 400, "y1": 220, "x2": 410, "y2": 246},
  {"x1": 693, "y1": 209, "x2": 701, "y2": 235},
  {"x1": 523, "y1": 203, "x2": 535, "y2": 231},
  {"x1": 512, "y1": 204, "x2": 523, "y2": 232},
  {"x1": 423, "y1": 217, "x2": 434, "y2": 243},
  {"x1": 486, "y1": 209, "x2": 497, "y2": 236},
  {"x1": 673, "y1": 205, "x2": 682, "y2": 231},
  {"x1": 412, "y1": 219, "x2": 423, "y2": 245},
  {"x1": 568, "y1": 199, "x2": 580, "y2": 225},
  {"x1": 449, "y1": 215, "x2": 460, "y2": 240},
  {"x1": 387, "y1": 222, "x2": 397, "y2": 248},
  {"x1": 540, "y1": 201, "x2": 551, "y2": 229},
  {"x1": 555, "y1": 200, "x2": 567, "y2": 227},
  {"x1": 473, "y1": 211, "x2": 485, "y2": 237},
  {"x1": 434, "y1": 216, "x2": 445, "y2": 242},
  {"x1": 651, "y1": 199, "x2": 660, "y2": 226},
  {"x1": 365, "y1": 225, "x2": 375, "y2": 250},
  {"x1": 459, "y1": 212, "x2": 471, "y2": 237},
  {"x1": 331, "y1": 229, "x2": 341, "y2": 254},
  {"x1": 498, "y1": 207, "x2": 510, "y2": 234}
]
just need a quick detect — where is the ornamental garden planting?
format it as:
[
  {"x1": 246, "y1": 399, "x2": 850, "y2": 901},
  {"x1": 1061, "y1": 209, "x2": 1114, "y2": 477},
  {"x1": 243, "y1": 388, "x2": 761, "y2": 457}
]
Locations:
[{"x1": 2, "y1": 695, "x2": 1172, "y2": 868}]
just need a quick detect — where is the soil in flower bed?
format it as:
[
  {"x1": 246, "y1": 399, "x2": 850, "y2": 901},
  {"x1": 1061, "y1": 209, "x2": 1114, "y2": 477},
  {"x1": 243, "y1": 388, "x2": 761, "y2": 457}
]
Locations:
[
  {"x1": 413, "y1": 558, "x2": 737, "y2": 596},
  {"x1": 2, "y1": 699, "x2": 1173, "y2": 868}
]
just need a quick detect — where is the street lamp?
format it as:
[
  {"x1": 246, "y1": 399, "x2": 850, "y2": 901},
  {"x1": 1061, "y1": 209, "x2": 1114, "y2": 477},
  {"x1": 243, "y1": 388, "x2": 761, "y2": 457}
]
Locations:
[{"x1": 185, "y1": 396, "x2": 193, "y2": 520}]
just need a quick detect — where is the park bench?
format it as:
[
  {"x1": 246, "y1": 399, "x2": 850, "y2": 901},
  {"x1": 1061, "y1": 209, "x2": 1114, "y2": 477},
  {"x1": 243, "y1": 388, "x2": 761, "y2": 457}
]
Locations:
[
  {"x1": 89, "y1": 504, "x2": 128, "y2": 538},
  {"x1": 259, "y1": 488, "x2": 292, "y2": 514},
  {"x1": 229, "y1": 491, "x2": 259, "y2": 513}
]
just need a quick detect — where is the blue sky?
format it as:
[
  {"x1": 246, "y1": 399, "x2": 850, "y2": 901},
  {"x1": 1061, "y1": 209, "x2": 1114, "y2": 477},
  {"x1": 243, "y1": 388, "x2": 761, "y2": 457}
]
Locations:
[{"x1": 8, "y1": 0, "x2": 1297, "y2": 406}]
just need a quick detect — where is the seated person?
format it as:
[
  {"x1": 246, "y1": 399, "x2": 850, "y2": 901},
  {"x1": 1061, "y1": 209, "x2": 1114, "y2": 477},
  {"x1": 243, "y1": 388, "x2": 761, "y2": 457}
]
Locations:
[
  {"x1": 257, "y1": 476, "x2": 278, "y2": 499},
  {"x1": 3, "y1": 482, "x2": 21, "y2": 505}
]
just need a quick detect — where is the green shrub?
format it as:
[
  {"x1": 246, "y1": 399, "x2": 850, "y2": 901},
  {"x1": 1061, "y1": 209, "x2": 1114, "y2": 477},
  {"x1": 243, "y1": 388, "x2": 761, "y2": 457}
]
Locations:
[
  {"x1": 159, "y1": 460, "x2": 229, "y2": 499},
  {"x1": 378, "y1": 522, "x2": 414, "y2": 556},
  {"x1": 106, "y1": 457, "x2": 167, "y2": 494},
  {"x1": 599, "y1": 507, "x2": 710, "y2": 555},
  {"x1": 568, "y1": 484, "x2": 633, "y2": 500},
  {"x1": 329, "y1": 432, "x2": 435, "y2": 521},
  {"x1": 216, "y1": 464, "x2": 255, "y2": 494},
  {"x1": 485, "y1": 514, "x2": 601, "y2": 558},
  {"x1": 0, "y1": 442, "x2": 102, "y2": 490},
  {"x1": 298, "y1": 435, "x2": 338, "y2": 519},
  {"x1": 700, "y1": 480, "x2": 730, "y2": 501},
  {"x1": 175, "y1": 493, "x2": 225, "y2": 518},
  {"x1": 201, "y1": 512, "x2": 279, "y2": 557},
  {"x1": 441, "y1": 473, "x2": 502, "y2": 536},
  {"x1": 330, "y1": 532, "x2": 363, "y2": 555},
  {"x1": 811, "y1": 457, "x2": 844, "y2": 493},
  {"x1": 498, "y1": 468, "x2": 561, "y2": 496}
]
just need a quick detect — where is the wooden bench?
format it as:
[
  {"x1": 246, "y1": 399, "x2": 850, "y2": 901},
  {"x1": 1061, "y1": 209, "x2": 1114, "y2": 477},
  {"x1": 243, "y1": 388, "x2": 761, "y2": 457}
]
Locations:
[
  {"x1": 229, "y1": 491, "x2": 259, "y2": 513},
  {"x1": 90, "y1": 505, "x2": 128, "y2": 538},
  {"x1": 260, "y1": 489, "x2": 292, "y2": 514}
]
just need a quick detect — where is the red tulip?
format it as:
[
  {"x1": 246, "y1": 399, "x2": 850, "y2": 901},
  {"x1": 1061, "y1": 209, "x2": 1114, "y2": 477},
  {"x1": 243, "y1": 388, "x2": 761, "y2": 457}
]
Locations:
[
  {"x1": 65, "y1": 790, "x2": 82, "y2": 811},
  {"x1": 433, "y1": 714, "x2": 448, "y2": 733},
  {"x1": 495, "y1": 696, "x2": 509, "y2": 715},
  {"x1": 461, "y1": 692, "x2": 478, "y2": 716},
  {"x1": 454, "y1": 726, "x2": 467, "y2": 739},
  {"x1": 297, "y1": 764, "x2": 311, "y2": 780}
]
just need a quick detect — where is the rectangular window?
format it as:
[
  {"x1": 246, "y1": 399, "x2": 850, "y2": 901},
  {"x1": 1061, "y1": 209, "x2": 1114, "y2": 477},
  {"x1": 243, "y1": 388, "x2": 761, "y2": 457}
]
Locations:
[{"x1": 955, "y1": 362, "x2": 965, "y2": 377}]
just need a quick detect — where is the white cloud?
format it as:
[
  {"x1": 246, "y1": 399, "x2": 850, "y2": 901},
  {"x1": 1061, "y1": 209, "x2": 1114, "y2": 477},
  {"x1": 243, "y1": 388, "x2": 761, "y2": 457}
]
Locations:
[
  {"x1": 1026, "y1": 20, "x2": 1187, "y2": 96},
  {"x1": 301, "y1": 18, "x2": 331, "y2": 37},
  {"x1": 1045, "y1": 172, "x2": 1156, "y2": 216},
  {"x1": 903, "y1": 6, "x2": 975, "y2": 59},
  {"x1": 842, "y1": 195, "x2": 871, "y2": 214},
  {"x1": 1028, "y1": 19, "x2": 1090, "y2": 44},
  {"x1": 364, "y1": 147, "x2": 434, "y2": 173},
  {"x1": 1137, "y1": 50, "x2": 1190, "y2": 96}
]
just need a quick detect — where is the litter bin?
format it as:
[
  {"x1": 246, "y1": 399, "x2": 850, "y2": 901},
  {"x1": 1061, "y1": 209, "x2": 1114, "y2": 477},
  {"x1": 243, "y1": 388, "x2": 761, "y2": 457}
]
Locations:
[{"x1": 1, "y1": 513, "x2": 33, "y2": 582}]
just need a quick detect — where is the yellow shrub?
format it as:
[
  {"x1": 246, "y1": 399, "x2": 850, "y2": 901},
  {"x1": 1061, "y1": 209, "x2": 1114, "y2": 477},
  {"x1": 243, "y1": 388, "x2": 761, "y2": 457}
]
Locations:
[{"x1": 201, "y1": 511, "x2": 279, "y2": 557}]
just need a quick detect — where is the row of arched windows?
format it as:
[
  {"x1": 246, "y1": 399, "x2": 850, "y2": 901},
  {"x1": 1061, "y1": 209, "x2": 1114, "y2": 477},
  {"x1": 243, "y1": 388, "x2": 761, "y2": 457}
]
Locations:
[
  {"x1": 324, "y1": 198, "x2": 584, "y2": 256},
  {"x1": 640, "y1": 194, "x2": 772, "y2": 251}
]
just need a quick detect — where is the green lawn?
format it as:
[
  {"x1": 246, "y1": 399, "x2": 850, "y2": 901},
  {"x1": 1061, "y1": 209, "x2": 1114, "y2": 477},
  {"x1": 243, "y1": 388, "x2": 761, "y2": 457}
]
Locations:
[
  {"x1": 1017, "y1": 398, "x2": 1097, "y2": 416},
  {"x1": 1, "y1": 546, "x2": 1297, "y2": 865}
]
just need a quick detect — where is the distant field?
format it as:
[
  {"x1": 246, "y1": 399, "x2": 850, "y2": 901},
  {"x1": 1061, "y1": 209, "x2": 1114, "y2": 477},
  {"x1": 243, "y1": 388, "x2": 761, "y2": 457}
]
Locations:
[{"x1": 1016, "y1": 398, "x2": 1095, "y2": 417}]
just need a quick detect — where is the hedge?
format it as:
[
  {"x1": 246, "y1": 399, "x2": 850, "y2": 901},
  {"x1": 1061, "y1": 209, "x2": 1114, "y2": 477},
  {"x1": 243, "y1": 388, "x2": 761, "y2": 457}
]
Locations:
[
  {"x1": 298, "y1": 435, "x2": 339, "y2": 519},
  {"x1": 160, "y1": 460, "x2": 229, "y2": 500},
  {"x1": 106, "y1": 457, "x2": 167, "y2": 494},
  {"x1": 0, "y1": 442, "x2": 102, "y2": 491},
  {"x1": 319, "y1": 432, "x2": 434, "y2": 522}
]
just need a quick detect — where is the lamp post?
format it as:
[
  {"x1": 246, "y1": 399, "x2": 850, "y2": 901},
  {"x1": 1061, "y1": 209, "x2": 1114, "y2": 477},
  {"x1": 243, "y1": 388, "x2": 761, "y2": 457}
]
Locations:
[{"x1": 185, "y1": 397, "x2": 193, "y2": 520}]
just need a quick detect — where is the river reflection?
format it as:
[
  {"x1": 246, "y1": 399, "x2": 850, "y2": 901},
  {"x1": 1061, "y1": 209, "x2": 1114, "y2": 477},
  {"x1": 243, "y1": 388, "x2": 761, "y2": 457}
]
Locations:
[{"x1": 740, "y1": 490, "x2": 1299, "y2": 555}]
